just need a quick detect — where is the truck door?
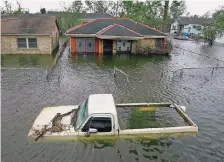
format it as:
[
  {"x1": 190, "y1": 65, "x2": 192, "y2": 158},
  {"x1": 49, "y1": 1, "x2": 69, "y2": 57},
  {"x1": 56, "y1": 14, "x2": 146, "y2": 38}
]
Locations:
[{"x1": 78, "y1": 114, "x2": 115, "y2": 139}]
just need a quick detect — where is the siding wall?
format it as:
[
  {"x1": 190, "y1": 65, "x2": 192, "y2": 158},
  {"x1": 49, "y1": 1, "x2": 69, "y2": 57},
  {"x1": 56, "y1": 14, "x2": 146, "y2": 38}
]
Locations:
[
  {"x1": 170, "y1": 20, "x2": 179, "y2": 34},
  {"x1": 139, "y1": 38, "x2": 155, "y2": 48},
  {"x1": 51, "y1": 25, "x2": 59, "y2": 51},
  {"x1": 170, "y1": 20, "x2": 204, "y2": 35},
  {"x1": 182, "y1": 24, "x2": 204, "y2": 35},
  {"x1": 1, "y1": 35, "x2": 52, "y2": 54},
  {"x1": 131, "y1": 41, "x2": 137, "y2": 53}
]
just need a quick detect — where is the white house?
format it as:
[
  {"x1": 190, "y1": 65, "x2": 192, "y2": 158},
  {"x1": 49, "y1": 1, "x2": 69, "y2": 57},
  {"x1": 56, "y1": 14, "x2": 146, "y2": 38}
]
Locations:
[{"x1": 170, "y1": 16, "x2": 209, "y2": 36}]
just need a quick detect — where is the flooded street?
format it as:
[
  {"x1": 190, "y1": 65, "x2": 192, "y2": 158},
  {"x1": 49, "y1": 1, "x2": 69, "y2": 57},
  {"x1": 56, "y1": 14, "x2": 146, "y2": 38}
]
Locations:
[{"x1": 1, "y1": 40, "x2": 224, "y2": 162}]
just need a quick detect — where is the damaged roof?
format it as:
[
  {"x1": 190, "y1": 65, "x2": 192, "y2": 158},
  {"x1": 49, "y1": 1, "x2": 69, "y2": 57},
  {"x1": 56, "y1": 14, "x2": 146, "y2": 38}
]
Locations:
[
  {"x1": 65, "y1": 18, "x2": 167, "y2": 38},
  {"x1": 1, "y1": 15, "x2": 59, "y2": 35}
]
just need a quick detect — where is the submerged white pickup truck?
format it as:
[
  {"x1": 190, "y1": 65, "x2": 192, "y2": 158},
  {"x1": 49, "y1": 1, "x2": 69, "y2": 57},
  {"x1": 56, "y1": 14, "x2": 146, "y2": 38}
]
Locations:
[{"x1": 28, "y1": 94, "x2": 198, "y2": 141}]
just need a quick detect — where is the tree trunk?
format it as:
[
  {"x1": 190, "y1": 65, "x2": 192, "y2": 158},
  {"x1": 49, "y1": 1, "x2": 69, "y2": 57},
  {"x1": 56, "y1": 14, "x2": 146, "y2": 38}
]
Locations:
[{"x1": 162, "y1": 1, "x2": 169, "y2": 32}]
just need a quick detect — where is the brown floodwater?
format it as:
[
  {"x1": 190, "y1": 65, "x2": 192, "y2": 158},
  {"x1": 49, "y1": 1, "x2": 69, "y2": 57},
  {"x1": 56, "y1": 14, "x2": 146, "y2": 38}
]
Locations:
[{"x1": 1, "y1": 40, "x2": 224, "y2": 162}]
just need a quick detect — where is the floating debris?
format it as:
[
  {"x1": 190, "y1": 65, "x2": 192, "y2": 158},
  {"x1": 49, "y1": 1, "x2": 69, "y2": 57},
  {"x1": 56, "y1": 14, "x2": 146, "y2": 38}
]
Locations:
[{"x1": 33, "y1": 109, "x2": 77, "y2": 141}]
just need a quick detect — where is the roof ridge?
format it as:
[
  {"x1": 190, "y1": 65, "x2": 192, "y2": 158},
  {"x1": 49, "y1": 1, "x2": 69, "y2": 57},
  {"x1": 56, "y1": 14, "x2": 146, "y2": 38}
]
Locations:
[
  {"x1": 114, "y1": 24, "x2": 142, "y2": 36},
  {"x1": 65, "y1": 18, "x2": 98, "y2": 34},
  {"x1": 96, "y1": 24, "x2": 117, "y2": 35},
  {"x1": 98, "y1": 17, "x2": 167, "y2": 36}
]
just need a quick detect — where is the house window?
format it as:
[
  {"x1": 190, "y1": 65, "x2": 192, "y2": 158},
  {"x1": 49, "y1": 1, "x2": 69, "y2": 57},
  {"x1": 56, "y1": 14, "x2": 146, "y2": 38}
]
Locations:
[
  {"x1": 17, "y1": 38, "x2": 27, "y2": 48},
  {"x1": 172, "y1": 25, "x2": 176, "y2": 30},
  {"x1": 28, "y1": 38, "x2": 37, "y2": 48},
  {"x1": 81, "y1": 117, "x2": 112, "y2": 132},
  {"x1": 123, "y1": 42, "x2": 125, "y2": 47},
  {"x1": 17, "y1": 38, "x2": 37, "y2": 48}
]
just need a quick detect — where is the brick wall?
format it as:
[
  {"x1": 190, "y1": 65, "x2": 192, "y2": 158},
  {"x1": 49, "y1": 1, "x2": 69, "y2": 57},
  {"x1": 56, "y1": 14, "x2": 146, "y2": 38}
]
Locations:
[
  {"x1": 51, "y1": 25, "x2": 59, "y2": 51},
  {"x1": 1, "y1": 35, "x2": 52, "y2": 54}
]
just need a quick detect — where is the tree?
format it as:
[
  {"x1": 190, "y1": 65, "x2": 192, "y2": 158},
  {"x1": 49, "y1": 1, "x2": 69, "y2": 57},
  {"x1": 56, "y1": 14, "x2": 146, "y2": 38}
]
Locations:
[
  {"x1": 40, "y1": 8, "x2": 46, "y2": 14},
  {"x1": 170, "y1": 0, "x2": 187, "y2": 19},
  {"x1": 69, "y1": 1, "x2": 84, "y2": 13},
  {"x1": 202, "y1": 6, "x2": 224, "y2": 45},
  {"x1": 162, "y1": 0, "x2": 169, "y2": 32},
  {"x1": 1, "y1": 0, "x2": 12, "y2": 14},
  {"x1": 85, "y1": 1, "x2": 113, "y2": 14}
]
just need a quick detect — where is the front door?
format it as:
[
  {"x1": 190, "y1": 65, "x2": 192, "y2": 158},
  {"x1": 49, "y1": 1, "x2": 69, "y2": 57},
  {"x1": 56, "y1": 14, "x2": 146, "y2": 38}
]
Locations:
[
  {"x1": 76, "y1": 38, "x2": 85, "y2": 53},
  {"x1": 103, "y1": 40, "x2": 113, "y2": 55},
  {"x1": 86, "y1": 38, "x2": 95, "y2": 53}
]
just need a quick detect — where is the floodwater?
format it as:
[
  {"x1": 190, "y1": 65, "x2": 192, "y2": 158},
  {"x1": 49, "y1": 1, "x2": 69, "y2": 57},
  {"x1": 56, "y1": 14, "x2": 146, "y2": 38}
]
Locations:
[{"x1": 1, "y1": 40, "x2": 224, "y2": 162}]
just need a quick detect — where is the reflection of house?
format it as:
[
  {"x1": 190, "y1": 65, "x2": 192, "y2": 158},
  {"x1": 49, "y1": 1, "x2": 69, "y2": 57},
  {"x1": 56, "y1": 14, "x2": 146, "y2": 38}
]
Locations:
[
  {"x1": 65, "y1": 18, "x2": 168, "y2": 55},
  {"x1": 1, "y1": 15, "x2": 59, "y2": 54},
  {"x1": 170, "y1": 16, "x2": 209, "y2": 36}
]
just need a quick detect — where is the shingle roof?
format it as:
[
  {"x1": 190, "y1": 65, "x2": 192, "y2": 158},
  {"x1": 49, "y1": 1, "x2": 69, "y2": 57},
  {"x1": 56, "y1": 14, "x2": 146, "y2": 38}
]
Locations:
[
  {"x1": 98, "y1": 24, "x2": 142, "y2": 37},
  {"x1": 1, "y1": 15, "x2": 58, "y2": 35},
  {"x1": 176, "y1": 16, "x2": 211, "y2": 25},
  {"x1": 66, "y1": 18, "x2": 167, "y2": 37}
]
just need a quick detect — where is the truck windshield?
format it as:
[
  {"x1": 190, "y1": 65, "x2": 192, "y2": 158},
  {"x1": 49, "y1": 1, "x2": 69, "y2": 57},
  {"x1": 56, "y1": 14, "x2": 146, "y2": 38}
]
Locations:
[{"x1": 75, "y1": 99, "x2": 88, "y2": 130}]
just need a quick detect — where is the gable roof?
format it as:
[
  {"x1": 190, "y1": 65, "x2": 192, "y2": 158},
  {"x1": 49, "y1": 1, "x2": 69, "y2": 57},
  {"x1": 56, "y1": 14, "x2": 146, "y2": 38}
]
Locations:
[
  {"x1": 65, "y1": 18, "x2": 167, "y2": 38},
  {"x1": 1, "y1": 15, "x2": 59, "y2": 35},
  {"x1": 97, "y1": 24, "x2": 142, "y2": 37},
  {"x1": 176, "y1": 16, "x2": 211, "y2": 25}
]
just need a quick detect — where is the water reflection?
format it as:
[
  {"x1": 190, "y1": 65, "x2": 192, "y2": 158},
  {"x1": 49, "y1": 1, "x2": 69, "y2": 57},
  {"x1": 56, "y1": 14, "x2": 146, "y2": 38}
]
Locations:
[
  {"x1": 69, "y1": 53, "x2": 170, "y2": 68},
  {"x1": 1, "y1": 54, "x2": 55, "y2": 67}
]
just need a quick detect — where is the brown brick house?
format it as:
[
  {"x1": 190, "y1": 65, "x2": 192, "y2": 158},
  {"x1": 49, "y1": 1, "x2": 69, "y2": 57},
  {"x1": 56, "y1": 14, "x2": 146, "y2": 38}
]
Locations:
[{"x1": 1, "y1": 15, "x2": 59, "y2": 55}]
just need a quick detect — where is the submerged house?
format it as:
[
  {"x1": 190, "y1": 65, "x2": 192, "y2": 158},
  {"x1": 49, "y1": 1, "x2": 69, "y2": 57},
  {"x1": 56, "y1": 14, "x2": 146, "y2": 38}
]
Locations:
[
  {"x1": 1, "y1": 15, "x2": 59, "y2": 55},
  {"x1": 65, "y1": 18, "x2": 168, "y2": 55},
  {"x1": 170, "y1": 16, "x2": 210, "y2": 36}
]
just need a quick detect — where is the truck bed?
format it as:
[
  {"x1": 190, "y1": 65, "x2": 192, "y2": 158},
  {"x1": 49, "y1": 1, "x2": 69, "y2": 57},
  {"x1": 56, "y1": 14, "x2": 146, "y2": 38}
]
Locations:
[{"x1": 116, "y1": 106, "x2": 187, "y2": 130}]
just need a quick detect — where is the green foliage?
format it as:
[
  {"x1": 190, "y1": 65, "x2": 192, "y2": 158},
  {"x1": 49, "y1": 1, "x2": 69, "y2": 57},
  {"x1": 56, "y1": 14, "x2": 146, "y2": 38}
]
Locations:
[
  {"x1": 57, "y1": 12, "x2": 82, "y2": 34},
  {"x1": 170, "y1": 0, "x2": 187, "y2": 19},
  {"x1": 69, "y1": 1, "x2": 84, "y2": 13},
  {"x1": 40, "y1": 8, "x2": 46, "y2": 14},
  {"x1": 202, "y1": 6, "x2": 224, "y2": 45},
  {"x1": 120, "y1": 0, "x2": 164, "y2": 28}
]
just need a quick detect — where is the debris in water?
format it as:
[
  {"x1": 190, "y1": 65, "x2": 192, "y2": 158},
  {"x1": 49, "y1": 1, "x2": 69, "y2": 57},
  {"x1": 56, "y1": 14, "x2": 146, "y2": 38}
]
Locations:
[{"x1": 33, "y1": 109, "x2": 77, "y2": 141}]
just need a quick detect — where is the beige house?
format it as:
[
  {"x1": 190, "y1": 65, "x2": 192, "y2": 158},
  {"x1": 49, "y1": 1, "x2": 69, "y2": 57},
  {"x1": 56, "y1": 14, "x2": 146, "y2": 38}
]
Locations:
[{"x1": 1, "y1": 15, "x2": 59, "y2": 55}]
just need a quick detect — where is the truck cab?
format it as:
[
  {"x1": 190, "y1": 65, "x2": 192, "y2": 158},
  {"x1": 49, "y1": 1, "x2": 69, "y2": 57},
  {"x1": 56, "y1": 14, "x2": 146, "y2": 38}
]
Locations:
[{"x1": 75, "y1": 94, "x2": 120, "y2": 137}]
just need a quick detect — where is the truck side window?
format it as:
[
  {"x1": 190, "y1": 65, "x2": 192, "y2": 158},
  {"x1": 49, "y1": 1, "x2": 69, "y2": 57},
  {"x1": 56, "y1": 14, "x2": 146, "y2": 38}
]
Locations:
[{"x1": 81, "y1": 117, "x2": 112, "y2": 132}]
